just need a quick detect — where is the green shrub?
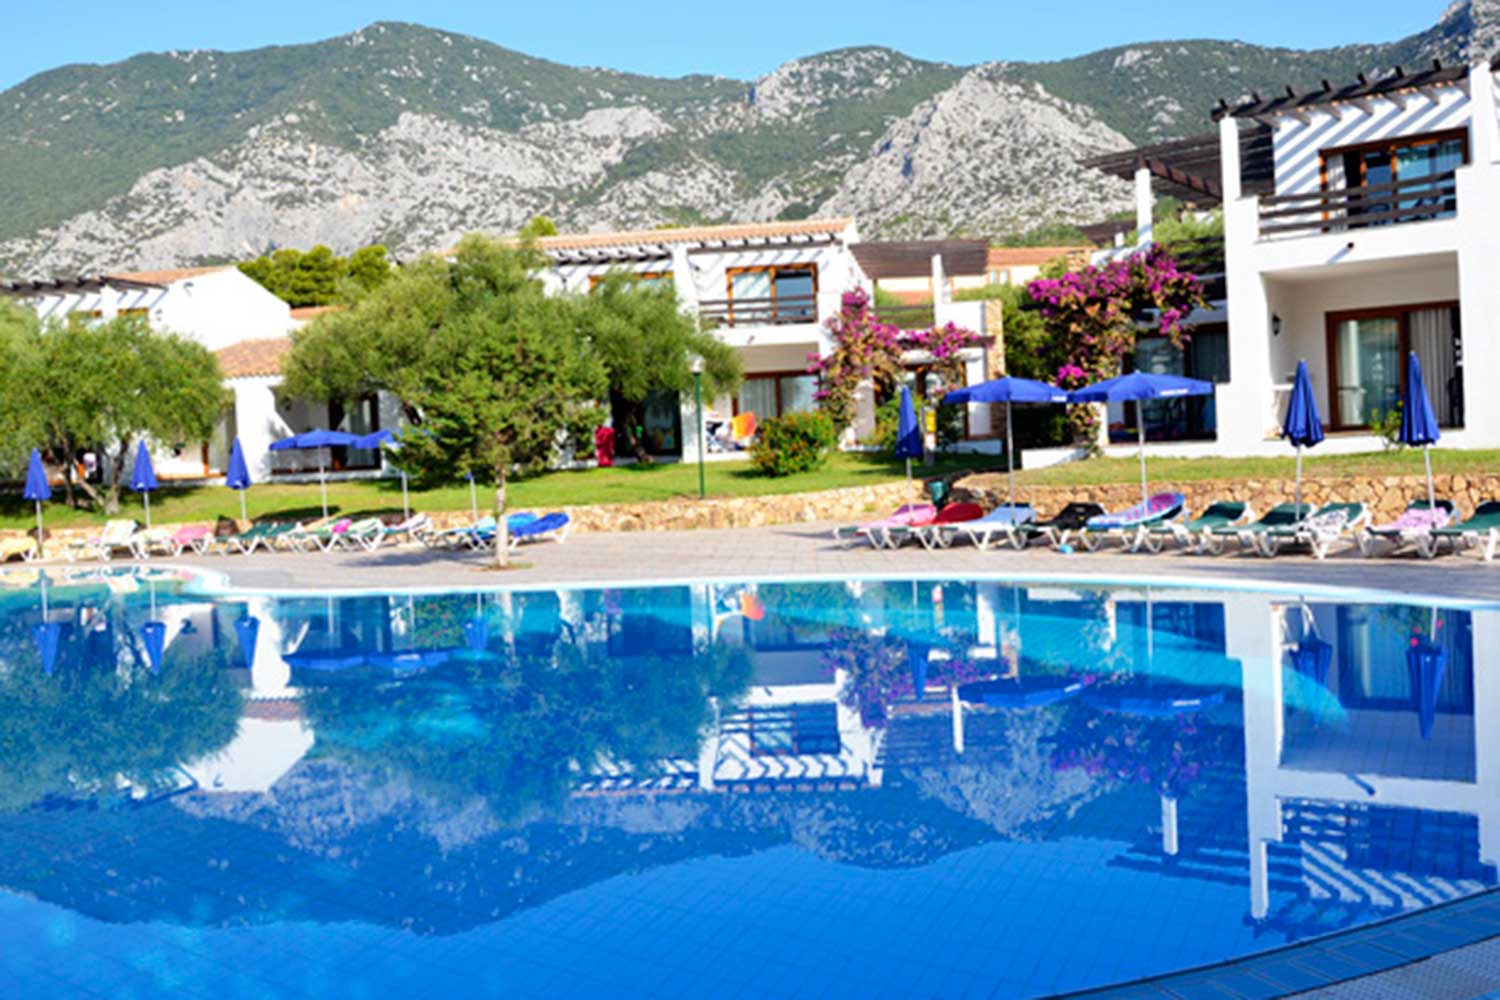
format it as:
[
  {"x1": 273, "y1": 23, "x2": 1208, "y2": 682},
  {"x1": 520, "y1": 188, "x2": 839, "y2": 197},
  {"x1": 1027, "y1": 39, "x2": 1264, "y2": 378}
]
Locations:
[
  {"x1": 751, "y1": 411, "x2": 837, "y2": 477},
  {"x1": 864, "y1": 395, "x2": 962, "y2": 453}
]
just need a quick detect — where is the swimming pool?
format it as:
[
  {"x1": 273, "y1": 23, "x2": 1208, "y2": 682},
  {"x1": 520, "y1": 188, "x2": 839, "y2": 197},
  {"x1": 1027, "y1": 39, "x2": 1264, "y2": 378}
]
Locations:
[{"x1": 0, "y1": 566, "x2": 1494, "y2": 998}]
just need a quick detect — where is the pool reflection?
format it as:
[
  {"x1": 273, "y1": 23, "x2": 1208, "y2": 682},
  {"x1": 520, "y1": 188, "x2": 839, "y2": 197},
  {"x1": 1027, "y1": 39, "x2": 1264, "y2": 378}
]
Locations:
[{"x1": 0, "y1": 566, "x2": 1493, "y2": 997}]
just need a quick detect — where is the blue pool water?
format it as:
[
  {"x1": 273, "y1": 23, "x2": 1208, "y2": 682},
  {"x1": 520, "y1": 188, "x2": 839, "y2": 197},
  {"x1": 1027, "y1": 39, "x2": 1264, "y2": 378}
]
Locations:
[{"x1": 0, "y1": 567, "x2": 1494, "y2": 998}]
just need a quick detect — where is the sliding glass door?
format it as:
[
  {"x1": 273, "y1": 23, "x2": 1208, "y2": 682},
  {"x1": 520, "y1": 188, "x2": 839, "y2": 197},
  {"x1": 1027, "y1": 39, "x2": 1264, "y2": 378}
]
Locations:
[{"x1": 1327, "y1": 303, "x2": 1461, "y2": 430}]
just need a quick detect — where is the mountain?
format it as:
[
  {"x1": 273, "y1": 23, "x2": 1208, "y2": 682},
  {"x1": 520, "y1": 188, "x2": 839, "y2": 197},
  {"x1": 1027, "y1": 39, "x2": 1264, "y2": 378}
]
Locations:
[{"x1": 0, "y1": 3, "x2": 1494, "y2": 277}]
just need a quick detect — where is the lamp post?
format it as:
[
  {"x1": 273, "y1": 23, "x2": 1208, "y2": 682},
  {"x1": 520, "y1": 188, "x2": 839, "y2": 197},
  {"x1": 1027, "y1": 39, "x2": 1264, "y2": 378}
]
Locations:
[{"x1": 692, "y1": 356, "x2": 706, "y2": 500}]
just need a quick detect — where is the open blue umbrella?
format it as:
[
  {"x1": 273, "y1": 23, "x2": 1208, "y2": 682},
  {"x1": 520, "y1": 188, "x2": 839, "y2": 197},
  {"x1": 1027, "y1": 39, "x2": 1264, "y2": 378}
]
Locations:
[
  {"x1": 944, "y1": 376, "x2": 1067, "y2": 510},
  {"x1": 225, "y1": 437, "x2": 253, "y2": 523},
  {"x1": 1399, "y1": 351, "x2": 1441, "y2": 511},
  {"x1": 268, "y1": 428, "x2": 359, "y2": 518},
  {"x1": 130, "y1": 440, "x2": 159, "y2": 529},
  {"x1": 895, "y1": 386, "x2": 923, "y2": 483},
  {"x1": 234, "y1": 615, "x2": 260, "y2": 671},
  {"x1": 1282, "y1": 360, "x2": 1324, "y2": 517},
  {"x1": 23, "y1": 448, "x2": 51, "y2": 559},
  {"x1": 1070, "y1": 371, "x2": 1215, "y2": 506}
]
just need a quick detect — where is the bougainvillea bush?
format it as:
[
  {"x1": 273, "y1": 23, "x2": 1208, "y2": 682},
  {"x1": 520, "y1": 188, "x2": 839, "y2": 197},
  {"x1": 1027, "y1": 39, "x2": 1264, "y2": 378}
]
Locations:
[
  {"x1": 808, "y1": 288, "x2": 987, "y2": 435},
  {"x1": 821, "y1": 626, "x2": 985, "y2": 729},
  {"x1": 1051, "y1": 707, "x2": 1240, "y2": 798},
  {"x1": 1026, "y1": 245, "x2": 1206, "y2": 446}
]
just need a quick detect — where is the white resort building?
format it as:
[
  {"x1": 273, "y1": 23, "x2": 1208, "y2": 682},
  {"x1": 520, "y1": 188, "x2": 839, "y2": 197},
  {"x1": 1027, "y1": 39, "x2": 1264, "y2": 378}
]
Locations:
[{"x1": 1084, "y1": 57, "x2": 1500, "y2": 458}]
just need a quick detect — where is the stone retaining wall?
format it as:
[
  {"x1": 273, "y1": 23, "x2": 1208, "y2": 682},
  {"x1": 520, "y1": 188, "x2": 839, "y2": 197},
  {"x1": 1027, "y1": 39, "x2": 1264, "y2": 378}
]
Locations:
[{"x1": 951, "y1": 471, "x2": 1500, "y2": 525}]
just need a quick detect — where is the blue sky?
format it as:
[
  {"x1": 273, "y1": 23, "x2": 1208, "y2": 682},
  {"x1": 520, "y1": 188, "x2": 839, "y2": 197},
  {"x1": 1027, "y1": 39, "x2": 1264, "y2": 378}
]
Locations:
[{"x1": 4, "y1": 0, "x2": 1447, "y2": 91}]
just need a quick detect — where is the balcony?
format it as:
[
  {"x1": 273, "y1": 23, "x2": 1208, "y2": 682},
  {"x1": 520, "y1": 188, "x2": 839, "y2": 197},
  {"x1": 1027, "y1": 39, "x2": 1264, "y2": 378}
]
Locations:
[
  {"x1": 1258, "y1": 171, "x2": 1457, "y2": 240},
  {"x1": 697, "y1": 293, "x2": 817, "y2": 328}
]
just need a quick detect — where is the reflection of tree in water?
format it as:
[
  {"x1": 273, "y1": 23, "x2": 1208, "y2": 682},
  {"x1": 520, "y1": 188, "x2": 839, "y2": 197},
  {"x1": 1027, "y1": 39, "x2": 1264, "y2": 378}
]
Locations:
[
  {"x1": 0, "y1": 600, "x2": 241, "y2": 812},
  {"x1": 908, "y1": 711, "x2": 1107, "y2": 837},
  {"x1": 300, "y1": 624, "x2": 752, "y2": 824}
]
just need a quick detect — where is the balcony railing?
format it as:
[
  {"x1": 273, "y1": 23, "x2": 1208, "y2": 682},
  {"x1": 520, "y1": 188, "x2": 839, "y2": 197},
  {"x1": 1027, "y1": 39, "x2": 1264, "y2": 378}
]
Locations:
[
  {"x1": 1258, "y1": 171, "x2": 1458, "y2": 239},
  {"x1": 697, "y1": 294, "x2": 817, "y2": 328}
]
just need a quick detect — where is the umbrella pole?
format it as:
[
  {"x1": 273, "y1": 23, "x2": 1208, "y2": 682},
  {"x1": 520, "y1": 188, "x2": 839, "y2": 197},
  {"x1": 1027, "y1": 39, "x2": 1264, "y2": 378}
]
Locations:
[
  {"x1": 402, "y1": 470, "x2": 410, "y2": 521},
  {"x1": 1137, "y1": 420, "x2": 1148, "y2": 508},
  {"x1": 34, "y1": 501, "x2": 44, "y2": 561},
  {"x1": 1294, "y1": 446, "x2": 1303, "y2": 515},
  {"x1": 239, "y1": 490, "x2": 248, "y2": 524},
  {"x1": 319, "y1": 454, "x2": 328, "y2": 519},
  {"x1": 469, "y1": 475, "x2": 478, "y2": 521},
  {"x1": 1005, "y1": 399, "x2": 1016, "y2": 510},
  {"x1": 143, "y1": 491, "x2": 151, "y2": 530},
  {"x1": 905, "y1": 458, "x2": 912, "y2": 486},
  {"x1": 1424, "y1": 445, "x2": 1435, "y2": 511}
]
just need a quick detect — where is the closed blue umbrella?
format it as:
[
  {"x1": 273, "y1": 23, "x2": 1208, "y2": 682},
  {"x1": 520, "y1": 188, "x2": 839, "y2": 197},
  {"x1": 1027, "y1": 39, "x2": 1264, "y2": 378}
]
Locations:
[
  {"x1": 944, "y1": 377, "x2": 1067, "y2": 510},
  {"x1": 139, "y1": 621, "x2": 166, "y2": 673},
  {"x1": 1290, "y1": 635, "x2": 1333, "y2": 686},
  {"x1": 225, "y1": 437, "x2": 253, "y2": 523},
  {"x1": 1408, "y1": 638, "x2": 1447, "y2": 741},
  {"x1": 1399, "y1": 351, "x2": 1442, "y2": 510},
  {"x1": 23, "y1": 449, "x2": 51, "y2": 559},
  {"x1": 1070, "y1": 371, "x2": 1215, "y2": 505},
  {"x1": 234, "y1": 615, "x2": 260, "y2": 671},
  {"x1": 895, "y1": 386, "x2": 922, "y2": 484},
  {"x1": 130, "y1": 440, "x2": 159, "y2": 529},
  {"x1": 268, "y1": 428, "x2": 359, "y2": 518},
  {"x1": 1281, "y1": 360, "x2": 1324, "y2": 517}
]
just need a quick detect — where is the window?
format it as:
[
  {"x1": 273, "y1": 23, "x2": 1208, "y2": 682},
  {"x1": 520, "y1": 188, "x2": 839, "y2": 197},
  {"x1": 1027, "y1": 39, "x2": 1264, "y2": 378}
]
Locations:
[
  {"x1": 1321, "y1": 130, "x2": 1465, "y2": 226},
  {"x1": 745, "y1": 703, "x2": 840, "y2": 756},
  {"x1": 1326, "y1": 303, "x2": 1462, "y2": 430},
  {"x1": 1121, "y1": 327, "x2": 1228, "y2": 442},
  {"x1": 726, "y1": 264, "x2": 818, "y2": 325},
  {"x1": 331, "y1": 396, "x2": 381, "y2": 470},
  {"x1": 734, "y1": 372, "x2": 818, "y2": 420}
]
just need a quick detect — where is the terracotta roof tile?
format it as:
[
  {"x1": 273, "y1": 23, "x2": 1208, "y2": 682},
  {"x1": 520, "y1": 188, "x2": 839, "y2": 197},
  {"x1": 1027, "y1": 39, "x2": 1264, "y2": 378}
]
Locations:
[
  {"x1": 289, "y1": 304, "x2": 343, "y2": 320},
  {"x1": 531, "y1": 217, "x2": 853, "y2": 251},
  {"x1": 104, "y1": 265, "x2": 233, "y2": 285},
  {"x1": 986, "y1": 246, "x2": 1093, "y2": 268},
  {"x1": 216, "y1": 337, "x2": 291, "y2": 379}
]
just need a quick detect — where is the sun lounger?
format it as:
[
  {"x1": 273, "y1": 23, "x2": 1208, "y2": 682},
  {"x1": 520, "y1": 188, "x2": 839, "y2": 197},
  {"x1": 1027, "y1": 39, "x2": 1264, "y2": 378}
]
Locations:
[
  {"x1": 1215, "y1": 503, "x2": 1311, "y2": 553},
  {"x1": 1416, "y1": 500, "x2": 1500, "y2": 560},
  {"x1": 1255, "y1": 502, "x2": 1368, "y2": 559},
  {"x1": 0, "y1": 536, "x2": 38, "y2": 562},
  {"x1": 457, "y1": 513, "x2": 549, "y2": 550},
  {"x1": 1142, "y1": 500, "x2": 1251, "y2": 554},
  {"x1": 1357, "y1": 500, "x2": 1454, "y2": 557},
  {"x1": 832, "y1": 504, "x2": 937, "y2": 549},
  {"x1": 946, "y1": 504, "x2": 1036, "y2": 550},
  {"x1": 1078, "y1": 492, "x2": 1185, "y2": 552},
  {"x1": 426, "y1": 515, "x2": 500, "y2": 549},
  {"x1": 883, "y1": 503, "x2": 985, "y2": 549},
  {"x1": 1021, "y1": 502, "x2": 1107, "y2": 549},
  {"x1": 508, "y1": 511, "x2": 571, "y2": 549},
  {"x1": 352, "y1": 513, "x2": 432, "y2": 551},
  {"x1": 128, "y1": 526, "x2": 176, "y2": 559},
  {"x1": 287, "y1": 517, "x2": 356, "y2": 552},
  {"x1": 65, "y1": 519, "x2": 139, "y2": 561},
  {"x1": 220, "y1": 521, "x2": 299, "y2": 555}
]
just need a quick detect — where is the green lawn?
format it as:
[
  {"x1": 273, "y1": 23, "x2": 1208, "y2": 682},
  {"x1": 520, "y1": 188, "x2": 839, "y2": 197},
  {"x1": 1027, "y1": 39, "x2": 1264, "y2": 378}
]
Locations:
[
  {"x1": 1014, "y1": 447, "x2": 1500, "y2": 487},
  {"x1": 1, "y1": 452, "x2": 996, "y2": 530}
]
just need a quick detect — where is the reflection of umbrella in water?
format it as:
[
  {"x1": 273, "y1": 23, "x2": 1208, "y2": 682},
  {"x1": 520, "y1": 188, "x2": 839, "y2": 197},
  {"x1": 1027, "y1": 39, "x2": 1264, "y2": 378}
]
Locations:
[
  {"x1": 959, "y1": 585, "x2": 1084, "y2": 708},
  {"x1": 34, "y1": 570, "x2": 60, "y2": 675},
  {"x1": 138, "y1": 578, "x2": 166, "y2": 673},
  {"x1": 1287, "y1": 604, "x2": 1332, "y2": 687},
  {"x1": 1083, "y1": 588, "x2": 1223, "y2": 717},
  {"x1": 1409, "y1": 608, "x2": 1448, "y2": 742},
  {"x1": 234, "y1": 615, "x2": 260, "y2": 670},
  {"x1": 465, "y1": 593, "x2": 489, "y2": 654}
]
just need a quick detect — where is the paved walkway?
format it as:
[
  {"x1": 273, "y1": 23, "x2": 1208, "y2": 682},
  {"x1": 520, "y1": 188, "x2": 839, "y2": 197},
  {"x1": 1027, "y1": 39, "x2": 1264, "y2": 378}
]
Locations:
[{"x1": 173, "y1": 521, "x2": 1500, "y2": 603}]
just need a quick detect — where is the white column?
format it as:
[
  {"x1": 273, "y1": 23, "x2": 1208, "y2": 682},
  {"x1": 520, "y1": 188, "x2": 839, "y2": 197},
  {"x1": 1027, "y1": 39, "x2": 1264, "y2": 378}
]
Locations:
[
  {"x1": 950, "y1": 686, "x2": 965, "y2": 754},
  {"x1": 1134, "y1": 164, "x2": 1155, "y2": 246},
  {"x1": 930, "y1": 252, "x2": 948, "y2": 305},
  {"x1": 1218, "y1": 115, "x2": 1243, "y2": 202},
  {"x1": 1470, "y1": 63, "x2": 1499, "y2": 166},
  {"x1": 1473, "y1": 610, "x2": 1500, "y2": 866},
  {"x1": 1455, "y1": 110, "x2": 1500, "y2": 446},
  {"x1": 1217, "y1": 111, "x2": 1273, "y2": 454},
  {"x1": 1230, "y1": 594, "x2": 1284, "y2": 921}
]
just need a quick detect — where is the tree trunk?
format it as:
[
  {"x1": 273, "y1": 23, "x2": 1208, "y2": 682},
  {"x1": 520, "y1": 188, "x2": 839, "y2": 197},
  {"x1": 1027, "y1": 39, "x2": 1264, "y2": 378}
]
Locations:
[{"x1": 492, "y1": 465, "x2": 509, "y2": 569}]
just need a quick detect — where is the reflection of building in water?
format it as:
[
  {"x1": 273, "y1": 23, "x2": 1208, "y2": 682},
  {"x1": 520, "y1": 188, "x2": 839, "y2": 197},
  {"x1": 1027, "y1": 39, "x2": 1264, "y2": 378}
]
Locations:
[
  {"x1": 182, "y1": 699, "x2": 313, "y2": 793},
  {"x1": 1232, "y1": 597, "x2": 1498, "y2": 924}
]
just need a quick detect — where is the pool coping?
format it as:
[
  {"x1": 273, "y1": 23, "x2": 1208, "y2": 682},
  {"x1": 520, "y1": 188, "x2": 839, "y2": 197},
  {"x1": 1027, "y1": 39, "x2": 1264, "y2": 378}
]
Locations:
[
  {"x1": 170, "y1": 563, "x2": 1500, "y2": 612},
  {"x1": 1053, "y1": 886, "x2": 1500, "y2": 998}
]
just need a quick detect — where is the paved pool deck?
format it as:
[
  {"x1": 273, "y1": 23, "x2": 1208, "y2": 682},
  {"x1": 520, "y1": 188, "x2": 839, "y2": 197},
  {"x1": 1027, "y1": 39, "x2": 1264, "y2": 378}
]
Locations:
[
  {"x1": 170, "y1": 522, "x2": 1500, "y2": 998},
  {"x1": 172, "y1": 520, "x2": 1500, "y2": 604}
]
